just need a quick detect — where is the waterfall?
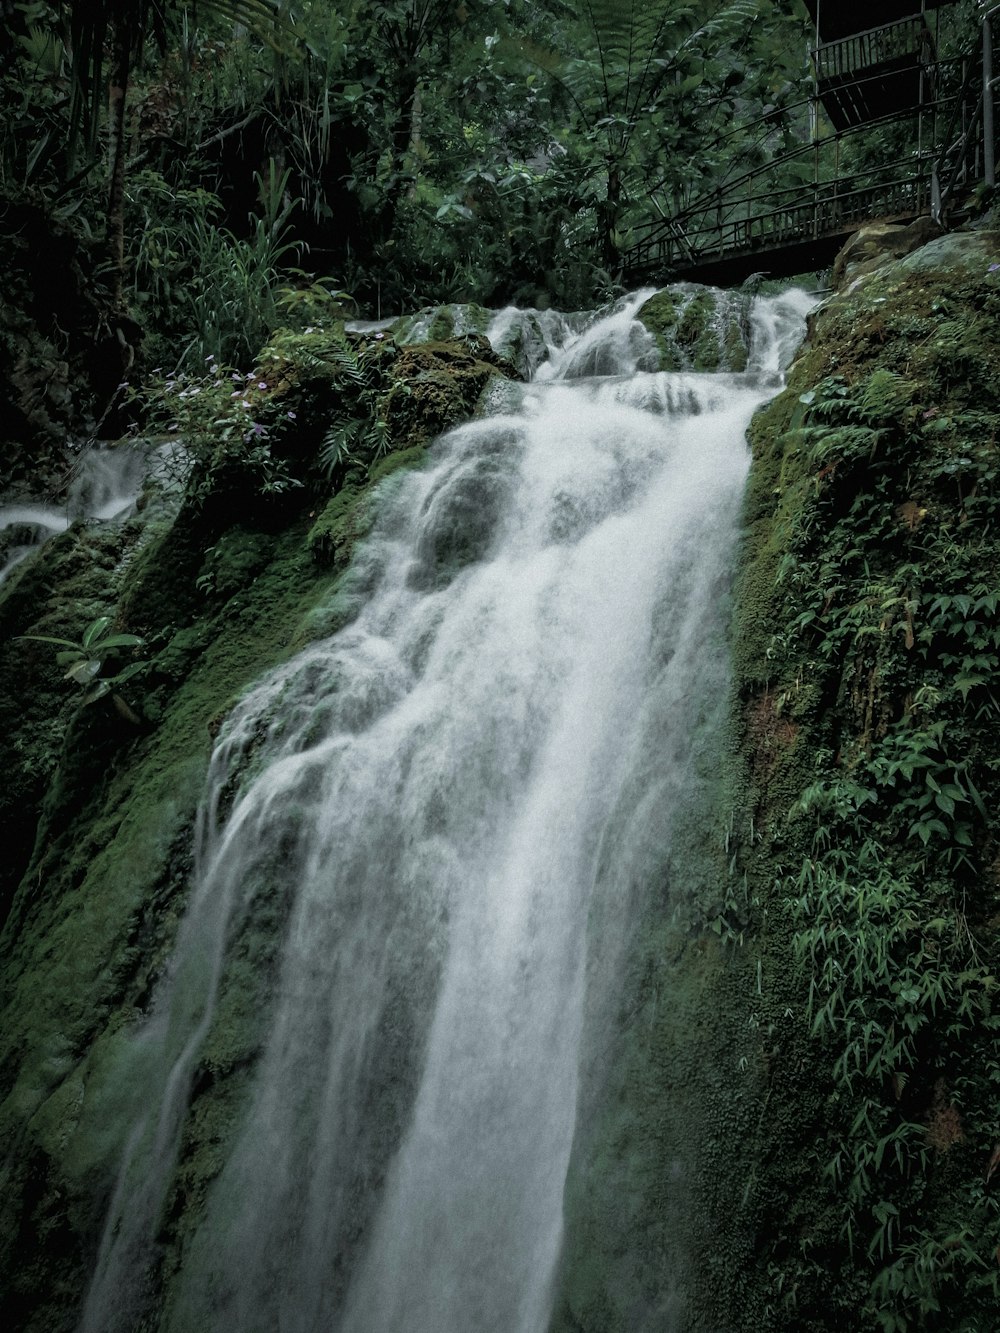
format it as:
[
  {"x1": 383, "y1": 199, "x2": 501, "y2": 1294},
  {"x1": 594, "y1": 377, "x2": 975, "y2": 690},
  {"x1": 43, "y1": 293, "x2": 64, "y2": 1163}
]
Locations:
[
  {"x1": 79, "y1": 287, "x2": 813, "y2": 1333},
  {"x1": 0, "y1": 443, "x2": 168, "y2": 586}
]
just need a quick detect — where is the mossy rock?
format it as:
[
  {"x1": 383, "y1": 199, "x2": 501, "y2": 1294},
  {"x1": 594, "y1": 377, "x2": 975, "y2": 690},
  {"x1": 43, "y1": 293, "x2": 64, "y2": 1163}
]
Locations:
[
  {"x1": 637, "y1": 286, "x2": 748, "y2": 372},
  {"x1": 380, "y1": 338, "x2": 518, "y2": 447},
  {"x1": 0, "y1": 396, "x2": 438, "y2": 1330},
  {"x1": 390, "y1": 302, "x2": 492, "y2": 345}
]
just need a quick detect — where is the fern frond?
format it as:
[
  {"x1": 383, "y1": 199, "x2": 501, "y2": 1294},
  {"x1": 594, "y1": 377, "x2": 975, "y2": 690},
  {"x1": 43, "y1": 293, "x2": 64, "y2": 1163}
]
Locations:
[
  {"x1": 329, "y1": 343, "x2": 374, "y2": 390},
  {"x1": 318, "y1": 419, "x2": 360, "y2": 478},
  {"x1": 565, "y1": 0, "x2": 761, "y2": 125}
]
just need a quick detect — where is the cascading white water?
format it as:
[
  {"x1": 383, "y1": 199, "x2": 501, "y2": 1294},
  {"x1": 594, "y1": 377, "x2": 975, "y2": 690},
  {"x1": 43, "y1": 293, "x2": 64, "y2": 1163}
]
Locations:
[
  {"x1": 0, "y1": 444, "x2": 157, "y2": 586},
  {"x1": 79, "y1": 287, "x2": 813, "y2": 1333}
]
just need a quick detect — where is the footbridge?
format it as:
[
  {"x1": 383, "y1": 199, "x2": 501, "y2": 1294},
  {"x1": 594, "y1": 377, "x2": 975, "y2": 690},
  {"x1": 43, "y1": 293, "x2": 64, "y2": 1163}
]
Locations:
[{"x1": 623, "y1": 1, "x2": 998, "y2": 286}]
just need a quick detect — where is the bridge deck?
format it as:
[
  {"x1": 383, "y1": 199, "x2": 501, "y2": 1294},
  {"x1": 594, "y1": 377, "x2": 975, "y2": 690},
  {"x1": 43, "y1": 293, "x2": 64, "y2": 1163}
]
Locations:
[{"x1": 623, "y1": 168, "x2": 933, "y2": 286}]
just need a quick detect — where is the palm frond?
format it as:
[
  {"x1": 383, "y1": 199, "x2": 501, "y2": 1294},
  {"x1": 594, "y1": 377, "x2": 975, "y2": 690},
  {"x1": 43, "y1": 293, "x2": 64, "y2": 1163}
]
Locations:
[
  {"x1": 318, "y1": 419, "x2": 360, "y2": 478},
  {"x1": 329, "y1": 342, "x2": 376, "y2": 391}
]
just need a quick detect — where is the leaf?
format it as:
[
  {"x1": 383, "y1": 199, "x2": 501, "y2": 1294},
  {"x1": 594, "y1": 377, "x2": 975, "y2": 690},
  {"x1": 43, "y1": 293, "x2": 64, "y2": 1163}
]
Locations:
[
  {"x1": 82, "y1": 616, "x2": 112, "y2": 649},
  {"x1": 65, "y1": 659, "x2": 102, "y2": 684},
  {"x1": 110, "y1": 661, "x2": 146, "y2": 686},
  {"x1": 90, "y1": 633, "x2": 144, "y2": 652},
  {"x1": 17, "y1": 634, "x2": 81, "y2": 650}
]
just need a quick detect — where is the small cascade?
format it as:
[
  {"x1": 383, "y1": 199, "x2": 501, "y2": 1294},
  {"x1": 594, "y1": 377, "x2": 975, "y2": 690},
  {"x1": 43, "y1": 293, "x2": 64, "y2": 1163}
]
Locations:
[
  {"x1": 484, "y1": 305, "x2": 591, "y2": 377},
  {"x1": 78, "y1": 286, "x2": 813, "y2": 1333},
  {"x1": 0, "y1": 443, "x2": 158, "y2": 587}
]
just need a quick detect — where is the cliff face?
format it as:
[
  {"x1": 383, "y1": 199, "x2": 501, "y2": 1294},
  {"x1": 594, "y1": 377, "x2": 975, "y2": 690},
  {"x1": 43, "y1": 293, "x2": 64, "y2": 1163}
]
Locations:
[
  {"x1": 554, "y1": 230, "x2": 1000, "y2": 1332},
  {"x1": 2, "y1": 240, "x2": 999, "y2": 1333},
  {"x1": 0, "y1": 327, "x2": 518, "y2": 1331}
]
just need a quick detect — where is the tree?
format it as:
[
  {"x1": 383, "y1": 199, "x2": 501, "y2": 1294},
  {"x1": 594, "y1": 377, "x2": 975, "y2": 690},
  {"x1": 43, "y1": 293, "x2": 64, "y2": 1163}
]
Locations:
[
  {"x1": 548, "y1": 0, "x2": 801, "y2": 272},
  {"x1": 58, "y1": 0, "x2": 282, "y2": 311}
]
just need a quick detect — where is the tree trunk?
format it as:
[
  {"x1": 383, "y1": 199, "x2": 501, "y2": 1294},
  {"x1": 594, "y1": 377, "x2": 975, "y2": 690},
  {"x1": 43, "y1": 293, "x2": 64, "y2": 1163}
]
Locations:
[
  {"x1": 407, "y1": 82, "x2": 423, "y2": 201},
  {"x1": 600, "y1": 159, "x2": 623, "y2": 275},
  {"x1": 376, "y1": 69, "x2": 420, "y2": 245},
  {"x1": 105, "y1": 25, "x2": 131, "y2": 313}
]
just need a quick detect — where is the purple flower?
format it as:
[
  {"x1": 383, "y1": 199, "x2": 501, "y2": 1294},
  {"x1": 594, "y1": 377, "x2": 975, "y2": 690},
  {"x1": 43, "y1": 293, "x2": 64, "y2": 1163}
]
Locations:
[
  {"x1": 990, "y1": 263, "x2": 1000, "y2": 272},
  {"x1": 257, "y1": 381, "x2": 268, "y2": 390},
  {"x1": 286, "y1": 410, "x2": 297, "y2": 420}
]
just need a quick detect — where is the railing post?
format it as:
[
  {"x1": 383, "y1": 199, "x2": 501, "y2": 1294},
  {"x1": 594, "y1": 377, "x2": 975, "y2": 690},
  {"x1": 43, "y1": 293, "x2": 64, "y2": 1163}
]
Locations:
[
  {"x1": 931, "y1": 164, "x2": 941, "y2": 220},
  {"x1": 984, "y1": 15, "x2": 995, "y2": 187}
]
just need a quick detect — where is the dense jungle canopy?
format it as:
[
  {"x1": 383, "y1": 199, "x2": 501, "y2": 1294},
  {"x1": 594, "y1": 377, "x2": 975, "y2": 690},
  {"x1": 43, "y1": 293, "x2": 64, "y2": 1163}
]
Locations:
[{"x1": 0, "y1": 0, "x2": 989, "y2": 453}]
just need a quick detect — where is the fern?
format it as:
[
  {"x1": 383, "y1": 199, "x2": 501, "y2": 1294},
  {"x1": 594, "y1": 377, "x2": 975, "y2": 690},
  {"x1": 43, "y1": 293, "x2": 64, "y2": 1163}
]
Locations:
[
  {"x1": 319, "y1": 419, "x2": 360, "y2": 479},
  {"x1": 329, "y1": 342, "x2": 376, "y2": 391},
  {"x1": 574, "y1": 0, "x2": 760, "y2": 124},
  {"x1": 369, "y1": 417, "x2": 392, "y2": 462}
]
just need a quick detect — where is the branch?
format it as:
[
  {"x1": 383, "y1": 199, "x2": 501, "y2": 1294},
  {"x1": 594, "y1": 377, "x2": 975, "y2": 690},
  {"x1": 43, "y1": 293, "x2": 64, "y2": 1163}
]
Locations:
[{"x1": 194, "y1": 108, "x2": 260, "y2": 153}]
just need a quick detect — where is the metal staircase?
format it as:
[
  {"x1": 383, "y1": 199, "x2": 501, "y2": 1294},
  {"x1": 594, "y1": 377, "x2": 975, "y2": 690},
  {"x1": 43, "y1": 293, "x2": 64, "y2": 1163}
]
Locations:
[{"x1": 623, "y1": 1, "x2": 998, "y2": 286}]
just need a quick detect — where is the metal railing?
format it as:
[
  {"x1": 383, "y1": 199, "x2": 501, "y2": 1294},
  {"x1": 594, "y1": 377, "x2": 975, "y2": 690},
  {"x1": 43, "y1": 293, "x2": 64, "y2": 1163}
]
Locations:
[
  {"x1": 813, "y1": 15, "x2": 931, "y2": 81},
  {"x1": 932, "y1": 5, "x2": 999, "y2": 220},
  {"x1": 624, "y1": 88, "x2": 956, "y2": 280},
  {"x1": 622, "y1": 12, "x2": 1000, "y2": 283},
  {"x1": 625, "y1": 162, "x2": 932, "y2": 280}
]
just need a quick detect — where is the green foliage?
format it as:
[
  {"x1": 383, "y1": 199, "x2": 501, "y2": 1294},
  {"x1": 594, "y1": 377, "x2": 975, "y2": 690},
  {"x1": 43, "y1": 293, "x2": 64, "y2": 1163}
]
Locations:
[
  {"x1": 58, "y1": 0, "x2": 284, "y2": 152},
  {"x1": 18, "y1": 614, "x2": 146, "y2": 715},
  {"x1": 128, "y1": 161, "x2": 304, "y2": 369},
  {"x1": 742, "y1": 260, "x2": 1000, "y2": 1331},
  {"x1": 316, "y1": 341, "x2": 395, "y2": 479},
  {"x1": 147, "y1": 358, "x2": 304, "y2": 503},
  {"x1": 0, "y1": 0, "x2": 815, "y2": 331}
]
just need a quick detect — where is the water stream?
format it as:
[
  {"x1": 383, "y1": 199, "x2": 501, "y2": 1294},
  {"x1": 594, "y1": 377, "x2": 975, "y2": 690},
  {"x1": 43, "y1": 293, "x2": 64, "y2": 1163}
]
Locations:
[
  {"x1": 79, "y1": 287, "x2": 813, "y2": 1333},
  {"x1": 0, "y1": 445, "x2": 156, "y2": 586}
]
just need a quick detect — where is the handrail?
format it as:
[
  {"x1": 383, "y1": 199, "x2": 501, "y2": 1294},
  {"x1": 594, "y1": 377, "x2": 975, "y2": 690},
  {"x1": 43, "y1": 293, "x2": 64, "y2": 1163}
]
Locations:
[
  {"x1": 640, "y1": 52, "x2": 966, "y2": 216},
  {"x1": 623, "y1": 12, "x2": 998, "y2": 282},
  {"x1": 633, "y1": 89, "x2": 960, "y2": 249},
  {"x1": 624, "y1": 163, "x2": 933, "y2": 277},
  {"x1": 813, "y1": 15, "x2": 931, "y2": 81},
  {"x1": 932, "y1": 6, "x2": 999, "y2": 220}
]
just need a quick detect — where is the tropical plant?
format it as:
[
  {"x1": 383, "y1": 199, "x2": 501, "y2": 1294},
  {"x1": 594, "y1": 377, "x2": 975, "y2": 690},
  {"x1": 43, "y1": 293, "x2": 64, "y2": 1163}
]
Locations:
[
  {"x1": 529, "y1": 0, "x2": 801, "y2": 271},
  {"x1": 18, "y1": 615, "x2": 146, "y2": 720},
  {"x1": 56, "y1": 0, "x2": 284, "y2": 307},
  {"x1": 148, "y1": 357, "x2": 303, "y2": 504}
]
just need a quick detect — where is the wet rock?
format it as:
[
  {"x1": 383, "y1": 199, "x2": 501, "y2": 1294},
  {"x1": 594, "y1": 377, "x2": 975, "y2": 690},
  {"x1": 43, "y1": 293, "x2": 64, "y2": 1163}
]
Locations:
[
  {"x1": 637, "y1": 285, "x2": 749, "y2": 371},
  {"x1": 830, "y1": 215, "x2": 945, "y2": 289}
]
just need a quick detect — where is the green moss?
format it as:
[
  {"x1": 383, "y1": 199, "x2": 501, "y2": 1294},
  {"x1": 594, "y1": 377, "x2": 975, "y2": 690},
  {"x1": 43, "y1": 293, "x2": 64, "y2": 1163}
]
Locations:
[
  {"x1": 720, "y1": 234, "x2": 1000, "y2": 1328},
  {"x1": 381, "y1": 339, "x2": 518, "y2": 446},
  {"x1": 556, "y1": 235, "x2": 1000, "y2": 1332},
  {"x1": 637, "y1": 286, "x2": 749, "y2": 372},
  {"x1": 390, "y1": 302, "x2": 492, "y2": 345},
  {"x1": 0, "y1": 288, "x2": 514, "y2": 1328},
  {"x1": 0, "y1": 463, "x2": 413, "y2": 1330}
]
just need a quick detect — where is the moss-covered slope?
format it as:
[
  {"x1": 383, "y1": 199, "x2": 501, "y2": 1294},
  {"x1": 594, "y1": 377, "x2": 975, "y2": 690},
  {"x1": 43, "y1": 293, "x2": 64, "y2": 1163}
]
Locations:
[
  {"x1": 554, "y1": 232, "x2": 1000, "y2": 1333},
  {"x1": 0, "y1": 328, "x2": 516, "y2": 1332}
]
